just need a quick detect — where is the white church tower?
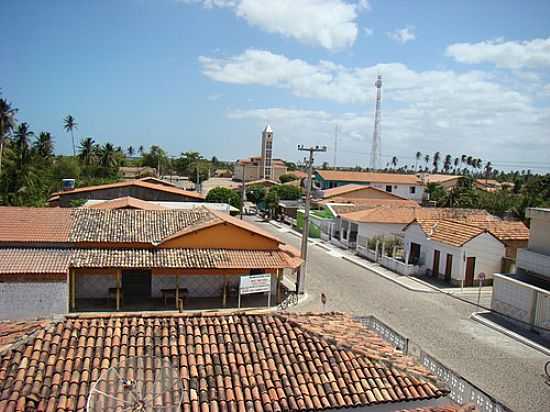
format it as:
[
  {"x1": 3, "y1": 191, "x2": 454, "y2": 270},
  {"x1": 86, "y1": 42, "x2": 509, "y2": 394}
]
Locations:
[{"x1": 260, "y1": 124, "x2": 273, "y2": 180}]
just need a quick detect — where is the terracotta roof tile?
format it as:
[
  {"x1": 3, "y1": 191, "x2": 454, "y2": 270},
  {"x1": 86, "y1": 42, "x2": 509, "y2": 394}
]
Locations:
[
  {"x1": 316, "y1": 170, "x2": 422, "y2": 185},
  {"x1": 0, "y1": 248, "x2": 71, "y2": 275},
  {"x1": 0, "y1": 313, "x2": 448, "y2": 411},
  {"x1": 413, "y1": 220, "x2": 486, "y2": 247},
  {"x1": 0, "y1": 208, "x2": 73, "y2": 243},
  {"x1": 0, "y1": 321, "x2": 48, "y2": 352},
  {"x1": 471, "y1": 220, "x2": 529, "y2": 241},
  {"x1": 48, "y1": 179, "x2": 205, "y2": 202},
  {"x1": 86, "y1": 196, "x2": 168, "y2": 210},
  {"x1": 342, "y1": 207, "x2": 496, "y2": 225},
  {"x1": 321, "y1": 184, "x2": 408, "y2": 200}
]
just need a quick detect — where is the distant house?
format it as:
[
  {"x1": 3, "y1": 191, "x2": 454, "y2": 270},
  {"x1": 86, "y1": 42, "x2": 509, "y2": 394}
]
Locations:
[
  {"x1": 492, "y1": 208, "x2": 550, "y2": 338},
  {"x1": 213, "y1": 168, "x2": 232, "y2": 178},
  {"x1": 48, "y1": 178, "x2": 205, "y2": 207},
  {"x1": 84, "y1": 197, "x2": 238, "y2": 214},
  {"x1": 475, "y1": 179, "x2": 514, "y2": 192},
  {"x1": 402, "y1": 218, "x2": 528, "y2": 286},
  {"x1": 0, "y1": 206, "x2": 301, "y2": 320},
  {"x1": 234, "y1": 156, "x2": 288, "y2": 182},
  {"x1": 119, "y1": 166, "x2": 157, "y2": 179},
  {"x1": 313, "y1": 170, "x2": 463, "y2": 202},
  {"x1": 317, "y1": 184, "x2": 412, "y2": 205}
]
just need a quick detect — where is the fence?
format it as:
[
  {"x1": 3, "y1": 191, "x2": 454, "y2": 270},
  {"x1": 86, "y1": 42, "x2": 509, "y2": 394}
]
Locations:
[{"x1": 354, "y1": 316, "x2": 513, "y2": 412}]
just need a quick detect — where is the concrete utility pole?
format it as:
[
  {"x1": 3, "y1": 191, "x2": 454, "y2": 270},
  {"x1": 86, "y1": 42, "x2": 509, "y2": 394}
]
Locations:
[
  {"x1": 240, "y1": 165, "x2": 246, "y2": 220},
  {"x1": 296, "y1": 144, "x2": 327, "y2": 294}
]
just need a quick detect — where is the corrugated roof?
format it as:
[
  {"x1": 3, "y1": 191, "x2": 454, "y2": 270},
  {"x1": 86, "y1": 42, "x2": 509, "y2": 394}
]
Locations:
[
  {"x1": 0, "y1": 207, "x2": 74, "y2": 244},
  {"x1": 0, "y1": 312, "x2": 448, "y2": 411}
]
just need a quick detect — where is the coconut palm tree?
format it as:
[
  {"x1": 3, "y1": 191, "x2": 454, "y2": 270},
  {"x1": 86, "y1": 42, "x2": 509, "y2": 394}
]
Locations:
[
  {"x1": 138, "y1": 145, "x2": 145, "y2": 156},
  {"x1": 484, "y1": 161, "x2": 492, "y2": 183},
  {"x1": 13, "y1": 123, "x2": 34, "y2": 168},
  {"x1": 33, "y1": 132, "x2": 54, "y2": 159},
  {"x1": 391, "y1": 156, "x2": 398, "y2": 169},
  {"x1": 443, "y1": 154, "x2": 452, "y2": 173},
  {"x1": 432, "y1": 152, "x2": 441, "y2": 172},
  {"x1": 415, "y1": 151, "x2": 422, "y2": 171},
  {"x1": 0, "y1": 98, "x2": 17, "y2": 176},
  {"x1": 424, "y1": 154, "x2": 430, "y2": 169},
  {"x1": 63, "y1": 115, "x2": 78, "y2": 156},
  {"x1": 79, "y1": 137, "x2": 96, "y2": 166},
  {"x1": 100, "y1": 143, "x2": 117, "y2": 168},
  {"x1": 127, "y1": 146, "x2": 135, "y2": 157}
]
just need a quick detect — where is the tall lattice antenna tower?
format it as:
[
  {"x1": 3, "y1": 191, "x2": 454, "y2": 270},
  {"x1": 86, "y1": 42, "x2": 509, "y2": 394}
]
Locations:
[
  {"x1": 370, "y1": 75, "x2": 382, "y2": 170},
  {"x1": 333, "y1": 124, "x2": 339, "y2": 169}
]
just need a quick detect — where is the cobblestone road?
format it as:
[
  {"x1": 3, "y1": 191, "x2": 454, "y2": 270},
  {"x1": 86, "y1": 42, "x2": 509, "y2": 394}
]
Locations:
[{"x1": 253, "y1": 219, "x2": 549, "y2": 412}]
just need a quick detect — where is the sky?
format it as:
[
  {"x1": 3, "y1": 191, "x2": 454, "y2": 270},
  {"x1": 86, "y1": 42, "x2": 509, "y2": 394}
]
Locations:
[{"x1": 1, "y1": 0, "x2": 550, "y2": 171}]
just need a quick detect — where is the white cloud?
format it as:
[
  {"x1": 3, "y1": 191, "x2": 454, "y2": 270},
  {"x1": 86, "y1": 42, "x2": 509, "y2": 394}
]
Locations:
[
  {"x1": 201, "y1": 49, "x2": 549, "y2": 168},
  {"x1": 182, "y1": 0, "x2": 360, "y2": 50},
  {"x1": 386, "y1": 26, "x2": 415, "y2": 44},
  {"x1": 357, "y1": 0, "x2": 370, "y2": 11},
  {"x1": 446, "y1": 37, "x2": 550, "y2": 69},
  {"x1": 364, "y1": 27, "x2": 373, "y2": 36}
]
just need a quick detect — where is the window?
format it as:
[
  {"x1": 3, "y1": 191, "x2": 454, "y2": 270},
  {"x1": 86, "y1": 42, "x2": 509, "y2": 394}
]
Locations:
[
  {"x1": 410, "y1": 186, "x2": 416, "y2": 194},
  {"x1": 385, "y1": 185, "x2": 392, "y2": 192}
]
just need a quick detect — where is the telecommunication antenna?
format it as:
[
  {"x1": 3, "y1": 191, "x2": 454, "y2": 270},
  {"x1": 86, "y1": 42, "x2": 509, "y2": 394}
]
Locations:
[
  {"x1": 87, "y1": 355, "x2": 183, "y2": 411},
  {"x1": 370, "y1": 75, "x2": 383, "y2": 170}
]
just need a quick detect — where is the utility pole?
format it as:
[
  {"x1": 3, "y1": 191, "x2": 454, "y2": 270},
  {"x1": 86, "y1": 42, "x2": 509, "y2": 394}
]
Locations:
[
  {"x1": 296, "y1": 144, "x2": 327, "y2": 294},
  {"x1": 196, "y1": 164, "x2": 200, "y2": 194},
  {"x1": 240, "y1": 165, "x2": 246, "y2": 220},
  {"x1": 333, "y1": 125, "x2": 339, "y2": 169}
]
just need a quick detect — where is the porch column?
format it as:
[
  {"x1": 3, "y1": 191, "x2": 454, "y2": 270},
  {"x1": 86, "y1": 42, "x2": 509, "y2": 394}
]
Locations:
[
  {"x1": 71, "y1": 269, "x2": 76, "y2": 311},
  {"x1": 222, "y1": 275, "x2": 227, "y2": 307},
  {"x1": 116, "y1": 269, "x2": 121, "y2": 311},
  {"x1": 176, "y1": 273, "x2": 180, "y2": 310},
  {"x1": 276, "y1": 269, "x2": 281, "y2": 303}
]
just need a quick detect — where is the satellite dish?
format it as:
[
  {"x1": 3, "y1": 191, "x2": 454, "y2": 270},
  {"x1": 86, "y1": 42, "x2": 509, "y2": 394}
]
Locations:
[{"x1": 87, "y1": 355, "x2": 183, "y2": 412}]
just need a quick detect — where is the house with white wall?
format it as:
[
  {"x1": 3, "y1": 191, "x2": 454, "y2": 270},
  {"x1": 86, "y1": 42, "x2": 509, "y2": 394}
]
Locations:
[
  {"x1": 403, "y1": 219, "x2": 509, "y2": 286},
  {"x1": 492, "y1": 208, "x2": 550, "y2": 337}
]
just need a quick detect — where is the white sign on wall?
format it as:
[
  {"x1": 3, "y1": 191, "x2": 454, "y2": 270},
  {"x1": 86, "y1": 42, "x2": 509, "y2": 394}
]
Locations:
[{"x1": 239, "y1": 274, "x2": 271, "y2": 295}]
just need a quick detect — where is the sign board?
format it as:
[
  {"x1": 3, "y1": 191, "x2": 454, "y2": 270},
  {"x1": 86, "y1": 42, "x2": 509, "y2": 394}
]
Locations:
[{"x1": 239, "y1": 274, "x2": 271, "y2": 295}]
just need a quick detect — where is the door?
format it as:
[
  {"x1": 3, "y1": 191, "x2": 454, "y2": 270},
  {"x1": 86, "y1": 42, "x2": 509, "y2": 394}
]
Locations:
[
  {"x1": 465, "y1": 257, "x2": 476, "y2": 287},
  {"x1": 122, "y1": 270, "x2": 152, "y2": 303},
  {"x1": 445, "y1": 254, "x2": 453, "y2": 282},
  {"x1": 408, "y1": 243, "x2": 421, "y2": 265},
  {"x1": 432, "y1": 250, "x2": 441, "y2": 277}
]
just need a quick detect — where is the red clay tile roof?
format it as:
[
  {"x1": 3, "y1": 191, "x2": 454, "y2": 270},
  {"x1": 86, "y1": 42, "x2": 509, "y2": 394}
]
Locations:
[
  {"x1": 70, "y1": 248, "x2": 301, "y2": 269},
  {"x1": 472, "y1": 220, "x2": 529, "y2": 241},
  {"x1": 342, "y1": 207, "x2": 496, "y2": 225},
  {"x1": 0, "y1": 248, "x2": 71, "y2": 275},
  {"x1": 0, "y1": 207, "x2": 73, "y2": 244},
  {"x1": 326, "y1": 199, "x2": 419, "y2": 215},
  {"x1": 0, "y1": 320, "x2": 49, "y2": 352},
  {"x1": 316, "y1": 170, "x2": 423, "y2": 185},
  {"x1": 86, "y1": 196, "x2": 169, "y2": 210},
  {"x1": 0, "y1": 312, "x2": 448, "y2": 412},
  {"x1": 321, "y1": 184, "x2": 407, "y2": 200},
  {"x1": 48, "y1": 179, "x2": 205, "y2": 202},
  {"x1": 411, "y1": 220, "x2": 488, "y2": 247}
]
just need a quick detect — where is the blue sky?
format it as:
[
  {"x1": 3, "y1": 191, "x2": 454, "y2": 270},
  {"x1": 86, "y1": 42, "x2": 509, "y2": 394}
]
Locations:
[{"x1": 2, "y1": 0, "x2": 550, "y2": 171}]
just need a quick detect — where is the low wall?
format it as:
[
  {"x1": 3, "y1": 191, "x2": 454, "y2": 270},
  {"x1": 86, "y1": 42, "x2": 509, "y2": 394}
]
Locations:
[
  {"x1": 0, "y1": 282, "x2": 68, "y2": 320},
  {"x1": 357, "y1": 247, "x2": 377, "y2": 262},
  {"x1": 380, "y1": 255, "x2": 419, "y2": 276}
]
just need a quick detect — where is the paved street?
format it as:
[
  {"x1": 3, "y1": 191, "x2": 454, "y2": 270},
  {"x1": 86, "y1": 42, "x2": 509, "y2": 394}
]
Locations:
[{"x1": 250, "y1": 218, "x2": 550, "y2": 412}]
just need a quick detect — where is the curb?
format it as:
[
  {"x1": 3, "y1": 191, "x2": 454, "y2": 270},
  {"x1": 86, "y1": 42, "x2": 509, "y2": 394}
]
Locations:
[
  {"x1": 342, "y1": 256, "x2": 435, "y2": 293},
  {"x1": 471, "y1": 311, "x2": 550, "y2": 356}
]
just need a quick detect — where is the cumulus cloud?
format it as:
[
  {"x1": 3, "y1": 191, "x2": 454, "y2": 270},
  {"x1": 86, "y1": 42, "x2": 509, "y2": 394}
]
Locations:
[
  {"x1": 364, "y1": 27, "x2": 374, "y2": 37},
  {"x1": 386, "y1": 26, "x2": 415, "y2": 44},
  {"x1": 200, "y1": 49, "x2": 549, "y2": 168},
  {"x1": 446, "y1": 37, "x2": 550, "y2": 69},
  {"x1": 182, "y1": 0, "x2": 360, "y2": 50}
]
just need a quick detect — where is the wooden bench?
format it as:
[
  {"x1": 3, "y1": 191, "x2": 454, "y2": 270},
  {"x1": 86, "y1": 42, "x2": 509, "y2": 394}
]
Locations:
[{"x1": 161, "y1": 288, "x2": 188, "y2": 306}]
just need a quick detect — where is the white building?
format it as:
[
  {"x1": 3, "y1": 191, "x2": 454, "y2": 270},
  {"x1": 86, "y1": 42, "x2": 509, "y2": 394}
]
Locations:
[{"x1": 492, "y1": 208, "x2": 550, "y2": 337}]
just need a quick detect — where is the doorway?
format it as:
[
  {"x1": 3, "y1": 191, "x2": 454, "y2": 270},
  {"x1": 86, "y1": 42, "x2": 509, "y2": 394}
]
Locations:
[
  {"x1": 122, "y1": 270, "x2": 152, "y2": 303},
  {"x1": 432, "y1": 250, "x2": 441, "y2": 277},
  {"x1": 445, "y1": 254, "x2": 453, "y2": 282},
  {"x1": 408, "y1": 242, "x2": 421, "y2": 265},
  {"x1": 465, "y1": 257, "x2": 476, "y2": 287}
]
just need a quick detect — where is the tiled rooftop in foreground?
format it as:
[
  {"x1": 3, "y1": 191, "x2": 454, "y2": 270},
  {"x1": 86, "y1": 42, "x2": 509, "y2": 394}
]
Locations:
[{"x1": 0, "y1": 312, "x2": 452, "y2": 412}]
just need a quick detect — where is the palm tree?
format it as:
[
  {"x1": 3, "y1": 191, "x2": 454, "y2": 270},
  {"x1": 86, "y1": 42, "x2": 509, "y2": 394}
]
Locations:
[
  {"x1": 443, "y1": 154, "x2": 452, "y2": 173},
  {"x1": 391, "y1": 156, "x2": 398, "y2": 169},
  {"x1": 0, "y1": 98, "x2": 17, "y2": 176},
  {"x1": 34, "y1": 132, "x2": 54, "y2": 158},
  {"x1": 14, "y1": 123, "x2": 34, "y2": 168},
  {"x1": 424, "y1": 154, "x2": 430, "y2": 169},
  {"x1": 127, "y1": 146, "x2": 135, "y2": 157},
  {"x1": 138, "y1": 145, "x2": 145, "y2": 156},
  {"x1": 415, "y1": 151, "x2": 422, "y2": 171},
  {"x1": 63, "y1": 115, "x2": 78, "y2": 156},
  {"x1": 100, "y1": 143, "x2": 117, "y2": 168},
  {"x1": 453, "y1": 157, "x2": 460, "y2": 169},
  {"x1": 79, "y1": 137, "x2": 96, "y2": 166},
  {"x1": 484, "y1": 161, "x2": 492, "y2": 184}
]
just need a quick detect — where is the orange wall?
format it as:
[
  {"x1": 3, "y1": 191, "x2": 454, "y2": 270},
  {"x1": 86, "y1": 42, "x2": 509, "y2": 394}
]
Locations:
[{"x1": 160, "y1": 223, "x2": 279, "y2": 250}]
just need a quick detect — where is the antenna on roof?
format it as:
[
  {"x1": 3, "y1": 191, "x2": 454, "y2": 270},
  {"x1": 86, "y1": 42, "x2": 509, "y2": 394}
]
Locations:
[{"x1": 87, "y1": 355, "x2": 183, "y2": 412}]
